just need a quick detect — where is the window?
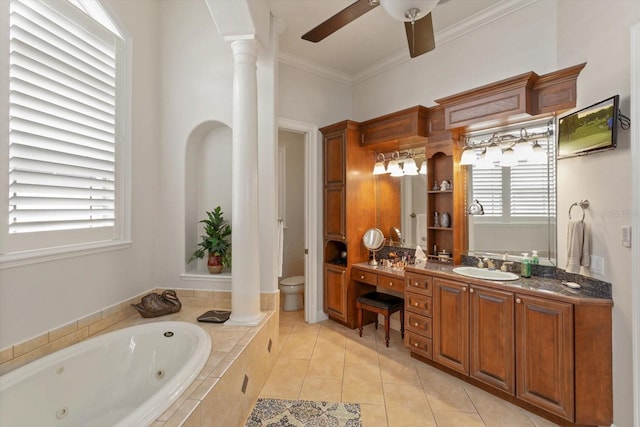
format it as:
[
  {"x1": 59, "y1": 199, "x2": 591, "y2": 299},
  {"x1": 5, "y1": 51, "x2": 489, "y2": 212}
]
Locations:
[
  {"x1": 468, "y1": 119, "x2": 556, "y2": 223},
  {"x1": 1, "y1": 0, "x2": 130, "y2": 266}
]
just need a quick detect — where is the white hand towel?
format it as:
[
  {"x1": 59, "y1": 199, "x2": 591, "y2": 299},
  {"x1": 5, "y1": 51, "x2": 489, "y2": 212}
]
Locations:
[
  {"x1": 416, "y1": 213, "x2": 427, "y2": 248},
  {"x1": 566, "y1": 220, "x2": 590, "y2": 273}
]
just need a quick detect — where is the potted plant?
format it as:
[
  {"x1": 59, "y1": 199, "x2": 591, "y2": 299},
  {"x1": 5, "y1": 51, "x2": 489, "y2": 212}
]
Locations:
[{"x1": 188, "y1": 207, "x2": 232, "y2": 274}]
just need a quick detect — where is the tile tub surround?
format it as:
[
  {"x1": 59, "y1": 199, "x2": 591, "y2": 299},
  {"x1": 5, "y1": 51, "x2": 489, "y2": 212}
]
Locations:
[{"x1": 0, "y1": 289, "x2": 280, "y2": 427}]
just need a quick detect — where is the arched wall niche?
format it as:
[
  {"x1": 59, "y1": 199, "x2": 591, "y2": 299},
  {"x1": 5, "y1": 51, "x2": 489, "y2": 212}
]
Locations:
[{"x1": 184, "y1": 120, "x2": 233, "y2": 275}]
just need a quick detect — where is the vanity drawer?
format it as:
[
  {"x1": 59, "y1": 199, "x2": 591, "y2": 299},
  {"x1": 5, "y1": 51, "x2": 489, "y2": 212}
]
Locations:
[
  {"x1": 351, "y1": 268, "x2": 377, "y2": 286},
  {"x1": 406, "y1": 332, "x2": 432, "y2": 359},
  {"x1": 377, "y1": 273, "x2": 405, "y2": 292},
  {"x1": 406, "y1": 294, "x2": 432, "y2": 316},
  {"x1": 406, "y1": 312, "x2": 432, "y2": 337},
  {"x1": 405, "y1": 272, "x2": 432, "y2": 296}
]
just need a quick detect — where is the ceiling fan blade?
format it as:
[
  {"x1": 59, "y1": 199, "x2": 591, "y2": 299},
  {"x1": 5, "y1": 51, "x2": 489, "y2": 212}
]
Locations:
[
  {"x1": 404, "y1": 13, "x2": 435, "y2": 58},
  {"x1": 302, "y1": 0, "x2": 378, "y2": 43}
]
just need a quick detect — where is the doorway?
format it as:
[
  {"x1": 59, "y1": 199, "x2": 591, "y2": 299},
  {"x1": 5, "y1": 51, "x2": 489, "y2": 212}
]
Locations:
[{"x1": 278, "y1": 118, "x2": 325, "y2": 324}]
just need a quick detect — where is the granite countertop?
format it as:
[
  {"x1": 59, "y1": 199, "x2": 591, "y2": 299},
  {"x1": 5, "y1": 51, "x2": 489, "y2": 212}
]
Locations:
[{"x1": 352, "y1": 262, "x2": 612, "y2": 305}]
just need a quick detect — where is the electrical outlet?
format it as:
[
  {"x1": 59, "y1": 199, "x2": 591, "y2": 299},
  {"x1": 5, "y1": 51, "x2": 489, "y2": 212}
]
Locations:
[
  {"x1": 622, "y1": 226, "x2": 632, "y2": 248},
  {"x1": 590, "y1": 255, "x2": 605, "y2": 275}
]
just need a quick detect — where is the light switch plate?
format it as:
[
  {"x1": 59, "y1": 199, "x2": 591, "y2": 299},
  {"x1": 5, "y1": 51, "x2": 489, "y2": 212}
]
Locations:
[
  {"x1": 590, "y1": 255, "x2": 605, "y2": 275},
  {"x1": 622, "y1": 226, "x2": 631, "y2": 248}
]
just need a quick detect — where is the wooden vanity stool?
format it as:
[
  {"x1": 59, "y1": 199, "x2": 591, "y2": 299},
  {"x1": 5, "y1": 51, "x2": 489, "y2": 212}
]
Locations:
[{"x1": 356, "y1": 292, "x2": 404, "y2": 347}]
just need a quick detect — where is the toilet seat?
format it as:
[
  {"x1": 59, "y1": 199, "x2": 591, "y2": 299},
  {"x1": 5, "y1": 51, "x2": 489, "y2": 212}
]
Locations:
[{"x1": 280, "y1": 276, "x2": 304, "y2": 286}]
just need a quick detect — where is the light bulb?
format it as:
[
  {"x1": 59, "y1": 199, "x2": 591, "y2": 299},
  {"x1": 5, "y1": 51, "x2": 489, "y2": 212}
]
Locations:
[
  {"x1": 403, "y1": 157, "x2": 419, "y2": 175},
  {"x1": 373, "y1": 161, "x2": 386, "y2": 175}
]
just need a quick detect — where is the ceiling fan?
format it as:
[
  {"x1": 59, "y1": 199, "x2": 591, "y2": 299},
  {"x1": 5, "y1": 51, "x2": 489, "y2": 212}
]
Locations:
[{"x1": 301, "y1": 0, "x2": 440, "y2": 58}]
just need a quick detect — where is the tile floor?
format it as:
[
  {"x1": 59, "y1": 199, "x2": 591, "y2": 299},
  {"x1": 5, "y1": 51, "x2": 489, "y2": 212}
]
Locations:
[{"x1": 255, "y1": 309, "x2": 560, "y2": 427}]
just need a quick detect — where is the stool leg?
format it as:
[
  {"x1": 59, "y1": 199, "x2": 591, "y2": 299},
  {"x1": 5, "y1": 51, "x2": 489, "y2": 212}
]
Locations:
[
  {"x1": 357, "y1": 304, "x2": 363, "y2": 337},
  {"x1": 374, "y1": 316, "x2": 378, "y2": 330},
  {"x1": 400, "y1": 307, "x2": 405, "y2": 339},
  {"x1": 384, "y1": 313, "x2": 390, "y2": 347}
]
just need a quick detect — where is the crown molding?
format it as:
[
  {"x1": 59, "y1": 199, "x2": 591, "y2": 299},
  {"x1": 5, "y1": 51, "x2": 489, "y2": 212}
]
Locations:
[{"x1": 279, "y1": 0, "x2": 540, "y2": 86}]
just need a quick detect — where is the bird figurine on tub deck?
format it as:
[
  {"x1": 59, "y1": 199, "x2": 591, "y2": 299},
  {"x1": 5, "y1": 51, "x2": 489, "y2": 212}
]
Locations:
[{"x1": 132, "y1": 290, "x2": 182, "y2": 318}]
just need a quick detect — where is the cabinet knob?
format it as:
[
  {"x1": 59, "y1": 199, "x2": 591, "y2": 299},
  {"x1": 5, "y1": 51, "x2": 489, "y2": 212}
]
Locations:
[
  {"x1": 389, "y1": 281, "x2": 394, "y2": 286},
  {"x1": 414, "y1": 342, "x2": 419, "y2": 347},
  {"x1": 414, "y1": 322, "x2": 419, "y2": 327},
  {"x1": 413, "y1": 302, "x2": 419, "y2": 307},
  {"x1": 516, "y1": 298, "x2": 522, "y2": 304},
  {"x1": 462, "y1": 286, "x2": 467, "y2": 292},
  {"x1": 469, "y1": 288, "x2": 474, "y2": 293},
  {"x1": 360, "y1": 275, "x2": 365, "y2": 279}
]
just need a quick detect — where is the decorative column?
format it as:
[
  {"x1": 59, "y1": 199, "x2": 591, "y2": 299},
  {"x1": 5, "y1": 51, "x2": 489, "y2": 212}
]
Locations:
[{"x1": 226, "y1": 39, "x2": 264, "y2": 326}]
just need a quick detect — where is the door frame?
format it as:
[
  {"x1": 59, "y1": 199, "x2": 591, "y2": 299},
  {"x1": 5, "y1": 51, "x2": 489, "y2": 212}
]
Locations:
[
  {"x1": 630, "y1": 21, "x2": 640, "y2": 427},
  {"x1": 278, "y1": 118, "x2": 326, "y2": 323}
]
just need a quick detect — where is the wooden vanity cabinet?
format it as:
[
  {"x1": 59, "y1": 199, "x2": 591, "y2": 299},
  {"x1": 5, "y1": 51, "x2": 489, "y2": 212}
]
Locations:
[
  {"x1": 515, "y1": 294, "x2": 574, "y2": 420},
  {"x1": 407, "y1": 270, "x2": 612, "y2": 425},
  {"x1": 404, "y1": 272, "x2": 433, "y2": 359},
  {"x1": 469, "y1": 285, "x2": 515, "y2": 395},
  {"x1": 432, "y1": 277, "x2": 469, "y2": 374},
  {"x1": 324, "y1": 264, "x2": 348, "y2": 322}
]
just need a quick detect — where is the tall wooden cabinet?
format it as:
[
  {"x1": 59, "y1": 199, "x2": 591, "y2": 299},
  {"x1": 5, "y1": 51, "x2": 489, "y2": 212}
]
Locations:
[{"x1": 321, "y1": 121, "x2": 377, "y2": 328}]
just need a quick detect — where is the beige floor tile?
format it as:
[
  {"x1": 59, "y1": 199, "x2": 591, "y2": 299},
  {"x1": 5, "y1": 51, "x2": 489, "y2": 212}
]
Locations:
[
  {"x1": 252, "y1": 309, "x2": 558, "y2": 427},
  {"x1": 379, "y1": 354, "x2": 420, "y2": 385},
  {"x1": 463, "y1": 383, "x2": 539, "y2": 427},
  {"x1": 417, "y1": 364, "x2": 477, "y2": 412},
  {"x1": 345, "y1": 336, "x2": 380, "y2": 366},
  {"x1": 259, "y1": 358, "x2": 308, "y2": 399},
  {"x1": 432, "y1": 410, "x2": 486, "y2": 427},
  {"x1": 342, "y1": 362, "x2": 384, "y2": 405},
  {"x1": 360, "y1": 403, "x2": 388, "y2": 427},
  {"x1": 526, "y1": 412, "x2": 561, "y2": 427},
  {"x1": 383, "y1": 382, "x2": 437, "y2": 427},
  {"x1": 278, "y1": 332, "x2": 317, "y2": 360},
  {"x1": 298, "y1": 376, "x2": 343, "y2": 402},
  {"x1": 306, "y1": 350, "x2": 345, "y2": 379}
]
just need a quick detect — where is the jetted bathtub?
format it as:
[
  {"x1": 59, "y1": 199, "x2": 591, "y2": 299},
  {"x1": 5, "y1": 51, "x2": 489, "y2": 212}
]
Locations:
[{"x1": 0, "y1": 321, "x2": 211, "y2": 427}]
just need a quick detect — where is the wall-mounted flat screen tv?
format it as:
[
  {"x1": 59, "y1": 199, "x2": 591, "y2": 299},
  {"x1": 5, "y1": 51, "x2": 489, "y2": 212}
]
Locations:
[{"x1": 557, "y1": 95, "x2": 619, "y2": 159}]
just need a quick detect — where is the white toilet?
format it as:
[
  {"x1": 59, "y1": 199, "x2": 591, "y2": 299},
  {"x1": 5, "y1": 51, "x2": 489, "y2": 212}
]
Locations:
[{"x1": 279, "y1": 276, "x2": 305, "y2": 311}]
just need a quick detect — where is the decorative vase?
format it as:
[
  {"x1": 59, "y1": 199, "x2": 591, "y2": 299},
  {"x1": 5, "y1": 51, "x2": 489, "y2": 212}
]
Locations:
[
  {"x1": 441, "y1": 212, "x2": 451, "y2": 228},
  {"x1": 207, "y1": 254, "x2": 223, "y2": 274}
]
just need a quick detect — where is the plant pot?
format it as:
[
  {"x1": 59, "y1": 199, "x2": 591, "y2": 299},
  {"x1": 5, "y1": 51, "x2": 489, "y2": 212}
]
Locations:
[{"x1": 207, "y1": 254, "x2": 223, "y2": 274}]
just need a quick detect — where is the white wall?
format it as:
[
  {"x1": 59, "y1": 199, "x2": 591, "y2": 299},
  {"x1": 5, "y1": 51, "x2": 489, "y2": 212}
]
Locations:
[
  {"x1": 350, "y1": 2, "x2": 638, "y2": 425},
  {"x1": 555, "y1": 2, "x2": 639, "y2": 426},
  {"x1": 0, "y1": 0, "x2": 161, "y2": 349}
]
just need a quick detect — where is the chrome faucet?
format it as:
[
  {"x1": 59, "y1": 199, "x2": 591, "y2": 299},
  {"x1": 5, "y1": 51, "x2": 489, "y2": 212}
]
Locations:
[
  {"x1": 483, "y1": 257, "x2": 496, "y2": 270},
  {"x1": 476, "y1": 257, "x2": 485, "y2": 268}
]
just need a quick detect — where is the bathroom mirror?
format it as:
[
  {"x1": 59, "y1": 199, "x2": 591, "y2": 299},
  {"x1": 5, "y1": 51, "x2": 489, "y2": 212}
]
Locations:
[
  {"x1": 464, "y1": 118, "x2": 557, "y2": 265},
  {"x1": 374, "y1": 158, "x2": 427, "y2": 249}
]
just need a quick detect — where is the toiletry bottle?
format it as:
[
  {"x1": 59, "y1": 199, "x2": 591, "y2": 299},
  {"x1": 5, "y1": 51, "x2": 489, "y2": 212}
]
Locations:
[
  {"x1": 520, "y1": 253, "x2": 531, "y2": 278},
  {"x1": 531, "y1": 250, "x2": 539, "y2": 264},
  {"x1": 434, "y1": 211, "x2": 440, "y2": 227}
]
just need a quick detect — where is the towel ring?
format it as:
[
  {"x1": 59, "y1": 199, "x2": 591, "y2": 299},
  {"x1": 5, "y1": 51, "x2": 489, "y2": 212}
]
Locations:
[{"x1": 568, "y1": 199, "x2": 589, "y2": 221}]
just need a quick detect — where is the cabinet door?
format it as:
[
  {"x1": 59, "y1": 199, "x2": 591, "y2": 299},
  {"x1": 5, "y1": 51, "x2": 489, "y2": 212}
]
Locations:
[
  {"x1": 324, "y1": 264, "x2": 347, "y2": 322},
  {"x1": 433, "y1": 277, "x2": 469, "y2": 374},
  {"x1": 324, "y1": 186, "x2": 345, "y2": 240},
  {"x1": 470, "y1": 285, "x2": 515, "y2": 394},
  {"x1": 516, "y1": 294, "x2": 574, "y2": 421},
  {"x1": 323, "y1": 132, "x2": 345, "y2": 186}
]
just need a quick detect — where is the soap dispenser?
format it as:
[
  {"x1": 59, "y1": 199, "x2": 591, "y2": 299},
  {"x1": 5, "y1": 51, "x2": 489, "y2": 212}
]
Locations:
[
  {"x1": 520, "y1": 253, "x2": 531, "y2": 278},
  {"x1": 531, "y1": 250, "x2": 539, "y2": 264}
]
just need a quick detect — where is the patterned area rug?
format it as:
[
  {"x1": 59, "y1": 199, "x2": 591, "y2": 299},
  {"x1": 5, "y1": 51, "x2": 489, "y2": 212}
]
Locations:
[{"x1": 246, "y1": 398, "x2": 361, "y2": 427}]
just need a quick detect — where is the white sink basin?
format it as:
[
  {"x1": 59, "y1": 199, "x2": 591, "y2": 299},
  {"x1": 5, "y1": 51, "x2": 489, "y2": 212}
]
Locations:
[{"x1": 452, "y1": 266, "x2": 519, "y2": 281}]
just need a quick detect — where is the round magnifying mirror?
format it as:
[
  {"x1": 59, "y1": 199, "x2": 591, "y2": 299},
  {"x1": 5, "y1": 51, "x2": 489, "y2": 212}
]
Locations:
[{"x1": 363, "y1": 228, "x2": 385, "y2": 265}]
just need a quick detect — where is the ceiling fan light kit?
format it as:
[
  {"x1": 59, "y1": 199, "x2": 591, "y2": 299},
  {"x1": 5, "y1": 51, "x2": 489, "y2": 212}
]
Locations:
[
  {"x1": 302, "y1": 0, "x2": 438, "y2": 58},
  {"x1": 378, "y1": 0, "x2": 439, "y2": 22}
]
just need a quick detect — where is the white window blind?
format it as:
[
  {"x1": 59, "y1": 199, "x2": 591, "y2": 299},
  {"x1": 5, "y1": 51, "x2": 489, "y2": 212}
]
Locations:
[
  {"x1": 8, "y1": 0, "x2": 117, "y2": 234},
  {"x1": 470, "y1": 129, "x2": 556, "y2": 221}
]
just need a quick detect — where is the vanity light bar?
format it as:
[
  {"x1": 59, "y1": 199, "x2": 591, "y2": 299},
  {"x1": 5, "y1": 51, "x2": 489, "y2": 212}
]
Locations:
[{"x1": 372, "y1": 149, "x2": 427, "y2": 176}]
